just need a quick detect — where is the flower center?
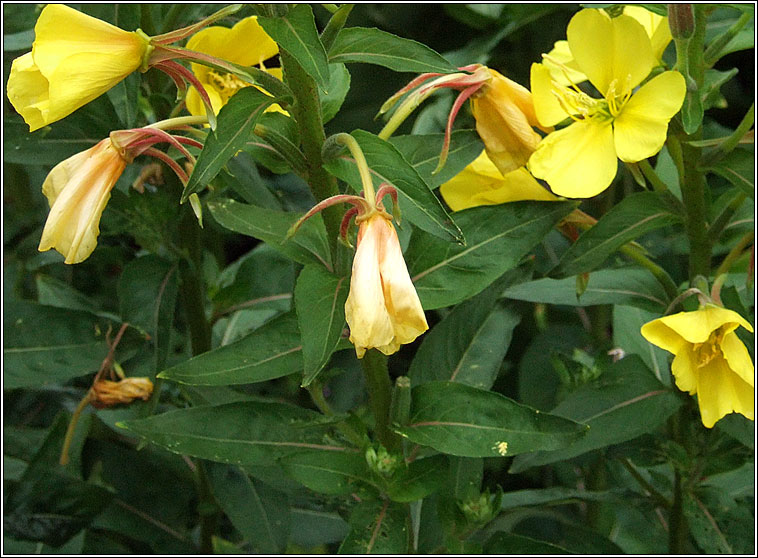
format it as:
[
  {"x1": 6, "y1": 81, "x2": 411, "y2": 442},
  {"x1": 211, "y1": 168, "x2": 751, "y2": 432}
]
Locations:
[
  {"x1": 692, "y1": 327, "x2": 726, "y2": 368},
  {"x1": 550, "y1": 80, "x2": 609, "y2": 122},
  {"x1": 207, "y1": 70, "x2": 248, "y2": 99},
  {"x1": 604, "y1": 75, "x2": 633, "y2": 118}
]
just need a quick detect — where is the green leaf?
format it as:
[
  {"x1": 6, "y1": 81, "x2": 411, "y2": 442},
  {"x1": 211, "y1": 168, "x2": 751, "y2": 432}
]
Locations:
[
  {"x1": 118, "y1": 401, "x2": 356, "y2": 466},
  {"x1": 550, "y1": 192, "x2": 682, "y2": 278},
  {"x1": 386, "y1": 455, "x2": 449, "y2": 503},
  {"x1": 328, "y1": 27, "x2": 457, "y2": 74},
  {"x1": 259, "y1": 4, "x2": 331, "y2": 92},
  {"x1": 118, "y1": 255, "x2": 179, "y2": 372},
  {"x1": 703, "y1": 147, "x2": 754, "y2": 198},
  {"x1": 407, "y1": 201, "x2": 576, "y2": 309},
  {"x1": 484, "y1": 532, "x2": 572, "y2": 555},
  {"x1": 220, "y1": 152, "x2": 282, "y2": 209},
  {"x1": 395, "y1": 381, "x2": 587, "y2": 458},
  {"x1": 106, "y1": 73, "x2": 139, "y2": 128},
  {"x1": 36, "y1": 274, "x2": 117, "y2": 319},
  {"x1": 183, "y1": 87, "x2": 276, "y2": 201},
  {"x1": 3, "y1": 301, "x2": 114, "y2": 389},
  {"x1": 389, "y1": 131, "x2": 483, "y2": 188},
  {"x1": 681, "y1": 84, "x2": 704, "y2": 135},
  {"x1": 499, "y1": 487, "x2": 628, "y2": 509},
  {"x1": 324, "y1": 130, "x2": 464, "y2": 244},
  {"x1": 295, "y1": 266, "x2": 349, "y2": 386},
  {"x1": 408, "y1": 280, "x2": 520, "y2": 389},
  {"x1": 290, "y1": 508, "x2": 349, "y2": 547},
  {"x1": 449, "y1": 457, "x2": 483, "y2": 500},
  {"x1": 279, "y1": 451, "x2": 370, "y2": 495},
  {"x1": 502, "y1": 267, "x2": 669, "y2": 312},
  {"x1": 208, "y1": 198, "x2": 331, "y2": 268},
  {"x1": 322, "y1": 63, "x2": 351, "y2": 123},
  {"x1": 158, "y1": 312, "x2": 302, "y2": 386},
  {"x1": 613, "y1": 305, "x2": 672, "y2": 386},
  {"x1": 338, "y1": 499, "x2": 410, "y2": 554},
  {"x1": 206, "y1": 463, "x2": 290, "y2": 553},
  {"x1": 509, "y1": 356, "x2": 682, "y2": 473}
]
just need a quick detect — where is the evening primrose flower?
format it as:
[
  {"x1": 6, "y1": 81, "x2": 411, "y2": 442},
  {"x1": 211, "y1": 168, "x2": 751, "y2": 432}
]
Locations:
[
  {"x1": 440, "y1": 150, "x2": 557, "y2": 211},
  {"x1": 345, "y1": 212, "x2": 429, "y2": 358},
  {"x1": 7, "y1": 4, "x2": 151, "y2": 132},
  {"x1": 378, "y1": 64, "x2": 547, "y2": 176},
  {"x1": 289, "y1": 134, "x2": 428, "y2": 358},
  {"x1": 184, "y1": 16, "x2": 283, "y2": 116},
  {"x1": 641, "y1": 306, "x2": 755, "y2": 428},
  {"x1": 528, "y1": 9, "x2": 686, "y2": 198},
  {"x1": 38, "y1": 139, "x2": 128, "y2": 264}
]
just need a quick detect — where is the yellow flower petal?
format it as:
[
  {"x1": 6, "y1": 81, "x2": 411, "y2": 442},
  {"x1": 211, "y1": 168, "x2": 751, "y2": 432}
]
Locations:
[
  {"x1": 613, "y1": 71, "x2": 686, "y2": 162},
  {"x1": 530, "y1": 63, "x2": 573, "y2": 128},
  {"x1": 721, "y1": 331, "x2": 756, "y2": 387},
  {"x1": 440, "y1": 151, "x2": 556, "y2": 211},
  {"x1": 6, "y1": 53, "x2": 49, "y2": 132},
  {"x1": 641, "y1": 318, "x2": 690, "y2": 356},
  {"x1": 186, "y1": 16, "x2": 278, "y2": 70},
  {"x1": 651, "y1": 306, "x2": 753, "y2": 345},
  {"x1": 528, "y1": 119, "x2": 617, "y2": 198},
  {"x1": 471, "y1": 68, "x2": 543, "y2": 175},
  {"x1": 344, "y1": 215, "x2": 427, "y2": 358},
  {"x1": 671, "y1": 347, "x2": 700, "y2": 394},
  {"x1": 566, "y1": 9, "x2": 655, "y2": 96},
  {"x1": 696, "y1": 357, "x2": 755, "y2": 428},
  {"x1": 542, "y1": 40, "x2": 588, "y2": 86},
  {"x1": 623, "y1": 6, "x2": 672, "y2": 61},
  {"x1": 38, "y1": 139, "x2": 127, "y2": 264},
  {"x1": 7, "y1": 4, "x2": 147, "y2": 131}
]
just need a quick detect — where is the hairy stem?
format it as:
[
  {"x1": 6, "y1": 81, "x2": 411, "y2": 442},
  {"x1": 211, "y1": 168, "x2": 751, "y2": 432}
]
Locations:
[{"x1": 361, "y1": 350, "x2": 401, "y2": 451}]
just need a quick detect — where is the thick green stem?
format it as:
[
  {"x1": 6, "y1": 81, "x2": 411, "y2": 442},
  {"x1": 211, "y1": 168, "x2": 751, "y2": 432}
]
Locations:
[
  {"x1": 280, "y1": 49, "x2": 342, "y2": 269},
  {"x1": 675, "y1": 9, "x2": 712, "y2": 281},
  {"x1": 361, "y1": 350, "x2": 401, "y2": 452},
  {"x1": 669, "y1": 471, "x2": 688, "y2": 554}
]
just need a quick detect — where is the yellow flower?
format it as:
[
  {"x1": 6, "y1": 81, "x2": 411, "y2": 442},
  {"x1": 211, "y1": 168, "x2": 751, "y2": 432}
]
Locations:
[
  {"x1": 641, "y1": 306, "x2": 755, "y2": 428},
  {"x1": 38, "y1": 138, "x2": 127, "y2": 264},
  {"x1": 543, "y1": 7, "x2": 672, "y2": 86},
  {"x1": 470, "y1": 68, "x2": 546, "y2": 176},
  {"x1": 528, "y1": 9, "x2": 685, "y2": 198},
  {"x1": 440, "y1": 150, "x2": 557, "y2": 211},
  {"x1": 345, "y1": 214, "x2": 429, "y2": 358},
  {"x1": 6, "y1": 4, "x2": 150, "y2": 132},
  {"x1": 184, "y1": 16, "x2": 283, "y2": 116}
]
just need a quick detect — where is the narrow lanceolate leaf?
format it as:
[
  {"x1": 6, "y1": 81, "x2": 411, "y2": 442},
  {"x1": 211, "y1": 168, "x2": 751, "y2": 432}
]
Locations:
[
  {"x1": 279, "y1": 451, "x2": 371, "y2": 495},
  {"x1": 324, "y1": 130, "x2": 464, "y2": 244},
  {"x1": 118, "y1": 401, "x2": 354, "y2": 466},
  {"x1": 395, "y1": 382, "x2": 587, "y2": 458},
  {"x1": 118, "y1": 255, "x2": 178, "y2": 372},
  {"x1": 338, "y1": 499, "x2": 410, "y2": 554},
  {"x1": 182, "y1": 87, "x2": 276, "y2": 202},
  {"x1": 158, "y1": 312, "x2": 302, "y2": 386},
  {"x1": 550, "y1": 192, "x2": 683, "y2": 278},
  {"x1": 407, "y1": 201, "x2": 576, "y2": 309},
  {"x1": 259, "y1": 4, "x2": 331, "y2": 92},
  {"x1": 389, "y1": 131, "x2": 483, "y2": 188},
  {"x1": 206, "y1": 463, "x2": 290, "y2": 554},
  {"x1": 208, "y1": 198, "x2": 331, "y2": 268},
  {"x1": 295, "y1": 266, "x2": 349, "y2": 387},
  {"x1": 328, "y1": 27, "x2": 457, "y2": 74},
  {"x1": 409, "y1": 280, "x2": 521, "y2": 389},
  {"x1": 502, "y1": 267, "x2": 669, "y2": 312},
  {"x1": 509, "y1": 355, "x2": 682, "y2": 473},
  {"x1": 4, "y1": 301, "x2": 113, "y2": 389},
  {"x1": 703, "y1": 147, "x2": 754, "y2": 198}
]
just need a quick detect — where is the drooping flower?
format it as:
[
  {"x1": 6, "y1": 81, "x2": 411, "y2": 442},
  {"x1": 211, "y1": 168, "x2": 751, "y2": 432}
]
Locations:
[
  {"x1": 184, "y1": 16, "x2": 284, "y2": 116},
  {"x1": 528, "y1": 8, "x2": 686, "y2": 198},
  {"x1": 6, "y1": 4, "x2": 151, "y2": 132},
  {"x1": 38, "y1": 122, "x2": 203, "y2": 264},
  {"x1": 90, "y1": 377, "x2": 154, "y2": 409},
  {"x1": 378, "y1": 64, "x2": 547, "y2": 176},
  {"x1": 641, "y1": 306, "x2": 755, "y2": 428},
  {"x1": 288, "y1": 134, "x2": 428, "y2": 358},
  {"x1": 38, "y1": 139, "x2": 129, "y2": 264},
  {"x1": 345, "y1": 213, "x2": 429, "y2": 358},
  {"x1": 440, "y1": 150, "x2": 557, "y2": 211}
]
